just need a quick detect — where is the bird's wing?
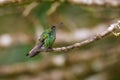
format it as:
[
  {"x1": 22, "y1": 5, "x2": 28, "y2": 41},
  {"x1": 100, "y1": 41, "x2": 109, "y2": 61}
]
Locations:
[
  {"x1": 26, "y1": 31, "x2": 49, "y2": 57},
  {"x1": 39, "y1": 31, "x2": 49, "y2": 42}
]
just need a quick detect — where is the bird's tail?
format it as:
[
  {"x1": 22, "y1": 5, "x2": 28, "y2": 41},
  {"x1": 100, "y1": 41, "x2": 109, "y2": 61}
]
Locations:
[
  {"x1": 26, "y1": 51, "x2": 39, "y2": 58},
  {"x1": 26, "y1": 43, "x2": 43, "y2": 57},
  {"x1": 26, "y1": 46, "x2": 40, "y2": 57}
]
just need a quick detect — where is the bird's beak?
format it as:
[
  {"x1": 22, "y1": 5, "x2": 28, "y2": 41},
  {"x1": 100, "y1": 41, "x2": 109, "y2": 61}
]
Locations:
[{"x1": 52, "y1": 22, "x2": 63, "y2": 27}]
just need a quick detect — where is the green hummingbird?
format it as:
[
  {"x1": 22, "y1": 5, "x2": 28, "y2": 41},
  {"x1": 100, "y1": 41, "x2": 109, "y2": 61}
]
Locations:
[{"x1": 26, "y1": 23, "x2": 62, "y2": 57}]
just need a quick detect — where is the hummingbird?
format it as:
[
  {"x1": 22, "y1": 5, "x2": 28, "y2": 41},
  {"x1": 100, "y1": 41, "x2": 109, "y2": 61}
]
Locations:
[{"x1": 26, "y1": 23, "x2": 62, "y2": 57}]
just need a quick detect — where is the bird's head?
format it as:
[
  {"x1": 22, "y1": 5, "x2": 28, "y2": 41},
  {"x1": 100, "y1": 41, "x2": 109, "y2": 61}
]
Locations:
[{"x1": 51, "y1": 26, "x2": 56, "y2": 30}]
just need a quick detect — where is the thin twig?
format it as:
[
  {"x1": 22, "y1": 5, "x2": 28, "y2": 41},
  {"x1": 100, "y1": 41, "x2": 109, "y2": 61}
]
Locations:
[
  {"x1": 68, "y1": 0, "x2": 120, "y2": 7},
  {"x1": 37, "y1": 20, "x2": 120, "y2": 52}
]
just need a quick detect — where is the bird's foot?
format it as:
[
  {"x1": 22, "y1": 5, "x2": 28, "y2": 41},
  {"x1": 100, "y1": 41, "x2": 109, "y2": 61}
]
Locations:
[
  {"x1": 41, "y1": 47, "x2": 53, "y2": 51},
  {"x1": 45, "y1": 48, "x2": 53, "y2": 51}
]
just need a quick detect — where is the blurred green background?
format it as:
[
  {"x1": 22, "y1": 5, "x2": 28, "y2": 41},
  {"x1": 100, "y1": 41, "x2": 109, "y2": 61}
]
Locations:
[{"x1": 0, "y1": 0, "x2": 120, "y2": 80}]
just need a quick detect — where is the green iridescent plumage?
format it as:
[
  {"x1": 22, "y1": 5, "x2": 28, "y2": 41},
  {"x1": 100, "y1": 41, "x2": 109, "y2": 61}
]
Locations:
[
  {"x1": 42, "y1": 26, "x2": 56, "y2": 49},
  {"x1": 26, "y1": 26, "x2": 56, "y2": 57}
]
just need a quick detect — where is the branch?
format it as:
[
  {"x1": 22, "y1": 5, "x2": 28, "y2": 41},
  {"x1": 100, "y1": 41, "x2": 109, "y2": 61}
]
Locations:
[
  {"x1": 68, "y1": 0, "x2": 120, "y2": 7},
  {"x1": 0, "y1": 0, "x2": 30, "y2": 6},
  {"x1": 37, "y1": 20, "x2": 120, "y2": 52},
  {"x1": 0, "y1": 0, "x2": 120, "y2": 8}
]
